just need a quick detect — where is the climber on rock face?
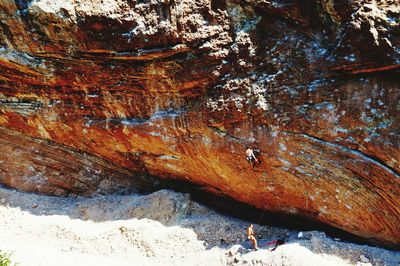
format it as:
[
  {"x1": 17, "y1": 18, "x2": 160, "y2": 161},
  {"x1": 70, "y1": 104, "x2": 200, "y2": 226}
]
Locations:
[
  {"x1": 246, "y1": 224, "x2": 258, "y2": 250},
  {"x1": 245, "y1": 146, "x2": 258, "y2": 167}
]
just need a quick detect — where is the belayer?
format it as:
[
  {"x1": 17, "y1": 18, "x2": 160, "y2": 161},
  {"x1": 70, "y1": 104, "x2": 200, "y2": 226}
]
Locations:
[{"x1": 246, "y1": 224, "x2": 258, "y2": 250}]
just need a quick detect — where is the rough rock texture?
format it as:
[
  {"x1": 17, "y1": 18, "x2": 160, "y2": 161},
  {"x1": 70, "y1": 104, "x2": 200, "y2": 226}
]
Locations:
[
  {"x1": 0, "y1": 126, "x2": 159, "y2": 196},
  {"x1": 0, "y1": 0, "x2": 399, "y2": 247}
]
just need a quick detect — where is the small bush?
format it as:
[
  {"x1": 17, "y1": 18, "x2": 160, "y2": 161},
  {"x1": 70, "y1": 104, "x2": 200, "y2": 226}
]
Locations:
[{"x1": 0, "y1": 251, "x2": 17, "y2": 266}]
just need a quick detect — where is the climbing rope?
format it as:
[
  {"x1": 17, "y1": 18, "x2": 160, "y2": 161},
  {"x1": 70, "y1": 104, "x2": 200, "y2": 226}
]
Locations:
[{"x1": 256, "y1": 207, "x2": 267, "y2": 225}]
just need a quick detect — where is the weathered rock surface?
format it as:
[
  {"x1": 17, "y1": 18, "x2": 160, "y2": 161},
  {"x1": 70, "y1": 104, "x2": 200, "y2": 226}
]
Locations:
[{"x1": 0, "y1": 0, "x2": 399, "y2": 247}]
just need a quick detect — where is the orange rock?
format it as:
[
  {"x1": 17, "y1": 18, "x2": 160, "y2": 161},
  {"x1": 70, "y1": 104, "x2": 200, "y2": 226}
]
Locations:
[{"x1": 0, "y1": 0, "x2": 399, "y2": 248}]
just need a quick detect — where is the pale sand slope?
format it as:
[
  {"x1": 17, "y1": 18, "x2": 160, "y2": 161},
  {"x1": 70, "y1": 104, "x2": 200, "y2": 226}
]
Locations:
[{"x1": 0, "y1": 186, "x2": 398, "y2": 266}]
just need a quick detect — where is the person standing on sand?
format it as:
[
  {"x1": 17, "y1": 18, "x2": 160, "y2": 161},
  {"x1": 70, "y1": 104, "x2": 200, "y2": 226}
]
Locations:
[{"x1": 246, "y1": 224, "x2": 258, "y2": 250}]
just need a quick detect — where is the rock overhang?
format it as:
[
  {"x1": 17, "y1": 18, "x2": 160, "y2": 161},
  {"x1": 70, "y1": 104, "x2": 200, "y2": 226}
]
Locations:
[{"x1": 0, "y1": 0, "x2": 399, "y2": 248}]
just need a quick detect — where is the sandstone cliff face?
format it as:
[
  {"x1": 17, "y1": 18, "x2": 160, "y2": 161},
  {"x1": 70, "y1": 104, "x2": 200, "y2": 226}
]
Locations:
[{"x1": 0, "y1": 0, "x2": 399, "y2": 247}]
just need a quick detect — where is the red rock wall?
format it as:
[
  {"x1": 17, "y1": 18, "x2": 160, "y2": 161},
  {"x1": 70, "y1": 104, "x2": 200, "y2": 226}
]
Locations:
[{"x1": 0, "y1": 0, "x2": 399, "y2": 247}]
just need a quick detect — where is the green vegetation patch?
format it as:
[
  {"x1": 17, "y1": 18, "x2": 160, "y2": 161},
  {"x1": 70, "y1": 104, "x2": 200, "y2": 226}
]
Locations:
[{"x1": 0, "y1": 251, "x2": 17, "y2": 266}]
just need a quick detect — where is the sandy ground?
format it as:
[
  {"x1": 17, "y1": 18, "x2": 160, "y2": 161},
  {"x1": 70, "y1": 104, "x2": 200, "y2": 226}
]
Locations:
[{"x1": 0, "y1": 186, "x2": 398, "y2": 266}]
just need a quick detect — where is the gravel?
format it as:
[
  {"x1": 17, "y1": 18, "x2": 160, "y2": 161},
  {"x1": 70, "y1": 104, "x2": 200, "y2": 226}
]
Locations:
[{"x1": 0, "y1": 186, "x2": 398, "y2": 266}]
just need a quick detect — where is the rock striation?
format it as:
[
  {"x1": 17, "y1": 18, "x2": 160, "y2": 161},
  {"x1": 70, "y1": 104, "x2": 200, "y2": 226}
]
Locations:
[{"x1": 0, "y1": 0, "x2": 399, "y2": 247}]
